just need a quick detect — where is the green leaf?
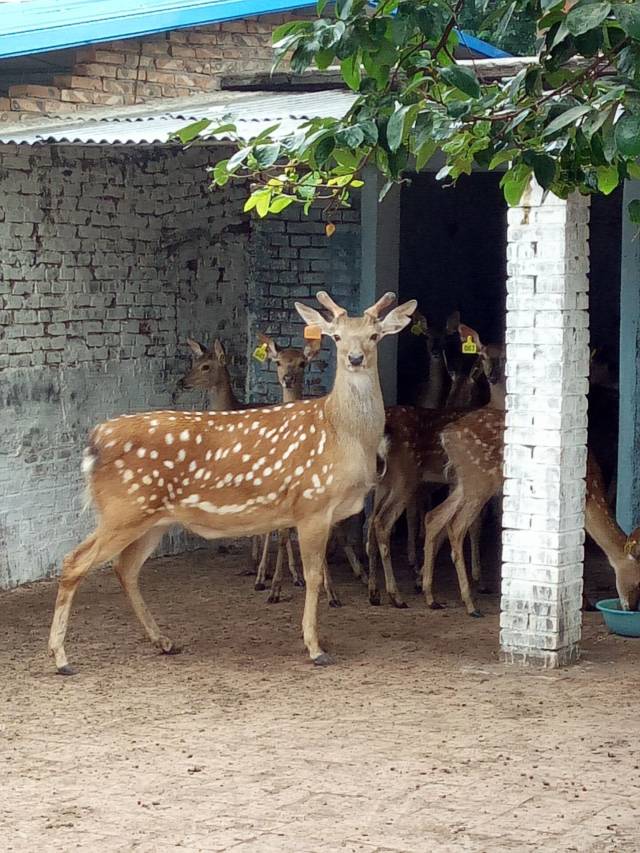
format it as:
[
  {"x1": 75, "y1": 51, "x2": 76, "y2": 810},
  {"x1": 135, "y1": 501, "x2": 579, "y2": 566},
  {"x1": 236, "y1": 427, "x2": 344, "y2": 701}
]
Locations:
[
  {"x1": 440, "y1": 65, "x2": 481, "y2": 99},
  {"x1": 386, "y1": 104, "x2": 412, "y2": 152},
  {"x1": 336, "y1": 0, "x2": 354, "y2": 20},
  {"x1": 212, "y1": 160, "x2": 230, "y2": 187},
  {"x1": 532, "y1": 154, "x2": 557, "y2": 189},
  {"x1": 334, "y1": 148, "x2": 359, "y2": 169},
  {"x1": 500, "y1": 165, "x2": 532, "y2": 206},
  {"x1": 614, "y1": 2, "x2": 640, "y2": 38},
  {"x1": 255, "y1": 189, "x2": 272, "y2": 218},
  {"x1": 597, "y1": 164, "x2": 620, "y2": 194},
  {"x1": 335, "y1": 125, "x2": 365, "y2": 148},
  {"x1": 615, "y1": 113, "x2": 640, "y2": 156},
  {"x1": 314, "y1": 135, "x2": 335, "y2": 166},
  {"x1": 542, "y1": 104, "x2": 591, "y2": 137},
  {"x1": 243, "y1": 194, "x2": 259, "y2": 213},
  {"x1": 415, "y1": 140, "x2": 436, "y2": 171},
  {"x1": 629, "y1": 198, "x2": 640, "y2": 223},
  {"x1": 317, "y1": 0, "x2": 330, "y2": 13},
  {"x1": 340, "y1": 55, "x2": 361, "y2": 91},
  {"x1": 269, "y1": 195, "x2": 294, "y2": 213},
  {"x1": 627, "y1": 161, "x2": 640, "y2": 179},
  {"x1": 227, "y1": 146, "x2": 252, "y2": 171},
  {"x1": 173, "y1": 118, "x2": 212, "y2": 144},
  {"x1": 566, "y1": 2, "x2": 611, "y2": 36},
  {"x1": 254, "y1": 143, "x2": 281, "y2": 168},
  {"x1": 489, "y1": 149, "x2": 519, "y2": 169}
]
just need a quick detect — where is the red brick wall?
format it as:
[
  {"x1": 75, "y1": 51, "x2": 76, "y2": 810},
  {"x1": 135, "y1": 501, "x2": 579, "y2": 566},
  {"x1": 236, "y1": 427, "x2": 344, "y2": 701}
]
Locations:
[{"x1": 4, "y1": 12, "x2": 307, "y2": 118}]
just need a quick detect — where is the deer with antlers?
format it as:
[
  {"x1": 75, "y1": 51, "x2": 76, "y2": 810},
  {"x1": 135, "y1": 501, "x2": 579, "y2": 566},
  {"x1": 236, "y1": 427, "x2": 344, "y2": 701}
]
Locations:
[
  {"x1": 420, "y1": 407, "x2": 640, "y2": 615},
  {"x1": 366, "y1": 322, "x2": 506, "y2": 610},
  {"x1": 48, "y1": 291, "x2": 416, "y2": 674}
]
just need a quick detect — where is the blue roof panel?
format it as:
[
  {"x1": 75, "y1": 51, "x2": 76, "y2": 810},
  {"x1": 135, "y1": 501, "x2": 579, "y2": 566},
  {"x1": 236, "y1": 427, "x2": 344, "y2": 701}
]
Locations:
[
  {"x1": 0, "y1": 1, "x2": 317, "y2": 58},
  {"x1": 0, "y1": 1, "x2": 509, "y2": 59}
]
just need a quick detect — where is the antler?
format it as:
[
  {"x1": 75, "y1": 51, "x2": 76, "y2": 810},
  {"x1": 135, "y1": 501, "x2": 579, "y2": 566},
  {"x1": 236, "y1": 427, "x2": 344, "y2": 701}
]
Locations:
[
  {"x1": 316, "y1": 291, "x2": 347, "y2": 319},
  {"x1": 364, "y1": 292, "x2": 396, "y2": 319}
]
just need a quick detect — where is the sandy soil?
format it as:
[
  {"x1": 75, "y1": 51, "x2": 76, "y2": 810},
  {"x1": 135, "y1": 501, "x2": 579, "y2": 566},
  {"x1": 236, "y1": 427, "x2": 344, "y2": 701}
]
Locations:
[{"x1": 1, "y1": 536, "x2": 639, "y2": 853}]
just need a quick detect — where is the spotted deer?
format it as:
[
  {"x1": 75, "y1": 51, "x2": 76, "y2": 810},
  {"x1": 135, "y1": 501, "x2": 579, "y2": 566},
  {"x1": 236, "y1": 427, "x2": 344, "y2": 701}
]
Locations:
[
  {"x1": 48, "y1": 291, "x2": 416, "y2": 674},
  {"x1": 421, "y1": 408, "x2": 640, "y2": 614},
  {"x1": 366, "y1": 323, "x2": 506, "y2": 609}
]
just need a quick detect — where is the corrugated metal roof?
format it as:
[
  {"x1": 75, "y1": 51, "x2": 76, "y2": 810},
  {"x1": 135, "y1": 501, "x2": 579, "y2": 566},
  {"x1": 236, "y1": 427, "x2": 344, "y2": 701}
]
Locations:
[
  {"x1": 0, "y1": 89, "x2": 357, "y2": 145},
  {"x1": 0, "y1": 0, "x2": 316, "y2": 58}
]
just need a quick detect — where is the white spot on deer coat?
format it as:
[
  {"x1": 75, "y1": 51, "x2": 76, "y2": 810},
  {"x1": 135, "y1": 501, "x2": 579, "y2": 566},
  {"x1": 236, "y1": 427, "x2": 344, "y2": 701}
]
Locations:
[
  {"x1": 123, "y1": 469, "x2": 133, "y2": 482},
  {"x1": 180, "y1": 430, "x2": 190, "y2": 442},
  {"x1": 165, "y1": 434, "x2": 174, "y2": 445},
  {"x1": 164, "y1": 460, "x2": 174, "y2": 469},
  {"x1": 124, "y1": 442, "x2": 133, "y2": 453},
  {"x1": 150, "y1": 450, "x2": 158, "y2": 460}
]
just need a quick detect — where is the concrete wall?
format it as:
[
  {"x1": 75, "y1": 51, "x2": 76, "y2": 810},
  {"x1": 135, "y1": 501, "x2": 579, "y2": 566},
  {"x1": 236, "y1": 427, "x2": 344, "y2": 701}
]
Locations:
[{"x1": 0, "y1": 142, "x2": 251, "y2": 588}]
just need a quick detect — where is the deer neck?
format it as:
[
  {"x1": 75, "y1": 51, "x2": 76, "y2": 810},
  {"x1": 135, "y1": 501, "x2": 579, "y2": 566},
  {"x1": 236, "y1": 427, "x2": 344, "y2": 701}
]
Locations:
[
  {"x1": 585, "y1": 497, "x2": 628, "y2": 565},
  {"x1": 207, "y1": 373, "x2": 240, "y2": 412},
  {"x1": 326, "y1": 365, "x2": 385, "y2": 445}
]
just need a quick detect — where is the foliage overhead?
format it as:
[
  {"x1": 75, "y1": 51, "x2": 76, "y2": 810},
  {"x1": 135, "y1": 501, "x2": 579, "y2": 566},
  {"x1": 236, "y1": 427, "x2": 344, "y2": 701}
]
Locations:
[{"x1": 175, "y1": 0, "x2": 640, "y2": 224}]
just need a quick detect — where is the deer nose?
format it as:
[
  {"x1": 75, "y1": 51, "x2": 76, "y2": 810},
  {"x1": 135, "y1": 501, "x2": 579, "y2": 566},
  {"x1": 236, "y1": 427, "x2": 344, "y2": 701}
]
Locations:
[{"x1": 349, "y1": 353, "x2": 364, "y2": 367}]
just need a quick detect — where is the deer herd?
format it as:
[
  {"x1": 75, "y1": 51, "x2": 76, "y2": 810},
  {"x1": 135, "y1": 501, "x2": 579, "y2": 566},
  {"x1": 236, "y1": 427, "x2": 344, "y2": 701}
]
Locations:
[{"x1": 48, "y1": 292, "x2": 640, "y2": 675}]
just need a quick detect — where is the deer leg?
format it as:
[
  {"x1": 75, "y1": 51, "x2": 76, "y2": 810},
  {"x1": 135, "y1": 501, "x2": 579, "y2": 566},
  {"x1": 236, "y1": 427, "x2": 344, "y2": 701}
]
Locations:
[
  {"x1": 374, "y1": 505, "x2": 408, "y2": 609},
  {"x1": 267, "y1": 530, "x2": 288, "y2": 604},
  {"x1": 239, "y1": 535, "x2": 260, "y2": 576},
  {"x1": 297, "y1": 520, "x2": 332, "y2": 665},
  {"x1": 285, "y1": 528, "x2": 304, "y2": 586},
  {"x1": 254, "y1": 534, "x2": 270, "y2": 591},
  {"x1": 334, "y1": 522, "x2": 367, "y2": 584},
  {"x1": 366, "y1": 506, "x2": 382, "y2": 606},
  {"x1": 469, "y1": 515, "x2": 483, "y2": 584},
  {"x1": 323, "y1": 564, "x2": 341, "y2": 608},
  {"x1": 447, "y1": 504, "x2": 482, "y2": 617},
  {"x1": 48, "y1": 527, "x2": 140, "y2": 674},
  {"x1": 113, "y1": 527, "x2": 178, "y2": 652},
  {"x1": 406, "y1": 500, "x2": 418, "y2": 573},
  {"x1": 421, "y1": 489, "x2": 461, "y2": 609}
]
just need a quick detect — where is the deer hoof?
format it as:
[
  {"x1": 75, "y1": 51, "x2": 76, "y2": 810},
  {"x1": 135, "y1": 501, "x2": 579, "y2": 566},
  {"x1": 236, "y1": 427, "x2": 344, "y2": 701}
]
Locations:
[
  {"x1": 414, "y1": 583, "x2": 423, "y2": 594},
  {"x1": 369, "y1": 591, "x2": 381, "y2": 606},
  {"x1": 469, "y1": 610, "x2": 483, "y2": 619},
  {"x1": 158, "y1": 636, "x2": 180, "y2": 654},
  {"x1": 313, "y1": 652, "x2": 334, "y2": 667},
  {"x1": 293, "y1": 578, "x2": 305, "y2": 588},
  {"x1": 267, "y1": 592, "x2": 281, "y2": 604},
  {"x1": 428, "y1": 601, "x2": 445, "y2": 610},
  {"x1": 56, "y1": 664, "x2": 76, "y2": 676},
  {"x1": 238, "y1": 569, "x2": 256, "y2": 577},
  {"x1": 390, "y1": 597, "x2": 409, "y2": 609},
  {"x1": 254, "y1": 582, "x2": 266, "y2": 591},
  {"x1": 328, "y1": 598, "x2": 342, "y2": 608}
]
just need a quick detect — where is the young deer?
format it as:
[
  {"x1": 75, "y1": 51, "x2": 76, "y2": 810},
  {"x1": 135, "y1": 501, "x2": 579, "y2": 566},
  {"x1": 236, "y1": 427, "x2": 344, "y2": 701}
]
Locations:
[
  {"x1": 253, "y1": 332, "x2": 319, "y2": 599},
  {"x1": 421, "y1": 408, "x2": 640, "y2": 614},
  {"x1": 178, "y1": 338, "x2": 244, "y2": 411},
  {"x1": 366, "y1": 322, "x2": 506, "y2": 609},
  {"x1": 48, "y1": 291, "x2": 416, "y2": 674}
]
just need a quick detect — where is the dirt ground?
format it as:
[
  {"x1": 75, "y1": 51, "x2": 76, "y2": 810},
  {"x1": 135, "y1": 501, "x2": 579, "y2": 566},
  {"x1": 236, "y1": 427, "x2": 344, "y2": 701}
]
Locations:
[{"x1": 1, "y1": 536, "x2": 639, "y2": 853}]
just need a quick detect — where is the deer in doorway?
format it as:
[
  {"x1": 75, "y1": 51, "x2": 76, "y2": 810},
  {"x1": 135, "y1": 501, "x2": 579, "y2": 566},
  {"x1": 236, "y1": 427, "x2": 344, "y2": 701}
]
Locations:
[
  {"x1": 366, "y1": 322, "x2": 506, "y2": 609},
  {"x1": 420, "y1": 408, "x2": 640, "y2": 615},
  {"x1": 48, "y1": 291, "x2": 416, "y2": 674}
]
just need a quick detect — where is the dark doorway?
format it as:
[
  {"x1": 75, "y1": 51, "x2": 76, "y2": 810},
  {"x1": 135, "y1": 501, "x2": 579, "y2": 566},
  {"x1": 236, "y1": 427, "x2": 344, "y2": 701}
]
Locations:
[{"x1": 397, "y1": 172, "x2": 507, "y2": 405}]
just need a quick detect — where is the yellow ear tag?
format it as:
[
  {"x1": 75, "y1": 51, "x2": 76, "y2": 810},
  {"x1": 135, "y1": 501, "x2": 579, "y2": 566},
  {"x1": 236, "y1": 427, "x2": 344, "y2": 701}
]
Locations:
[
  {"x1": 304, "y1": 325, "x2": 322, "y2": 341},
  {"x1": 325, "y1": 223, "x2": 336, "y2": 237},
  {"x1": 252, "y1": 342, "x2": 268, "y2": 362},
  {"x1": 462, "y1": 336, "x2": 478, "y2": 355},
  {"x1": 410, "y1": 322, "x2": 426, "y2": 336}
]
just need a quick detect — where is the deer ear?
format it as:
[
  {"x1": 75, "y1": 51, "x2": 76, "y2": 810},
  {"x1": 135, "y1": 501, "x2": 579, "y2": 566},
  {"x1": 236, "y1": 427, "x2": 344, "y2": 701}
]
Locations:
[
  {"x1": 378, "y1": 299, "x2": 418, "y2": 338},
  {"x1": 186, "y1": 338, "x2": 205, "y2": 358},
  {"x1": 446, "y1": 310, "x2": 461, "y2": 334},
  {"x1": 625, "y1": 530, "x2": 640, "y2": 559},
  {"x1": 213, "y1": 339, "x2": 227, "y2": 365},
  {"x1": 258, "y1": 332, "x2": 279, "y2": 360},
  {"x1": 303, "y1": 338, "x2": 322, "y2": 361},
  {"x1": 458, "y1": 323, "x2": 483, "y2": 349},
  {"x1": 294, "y1": 302, "x2": 333, "y2": 337}
]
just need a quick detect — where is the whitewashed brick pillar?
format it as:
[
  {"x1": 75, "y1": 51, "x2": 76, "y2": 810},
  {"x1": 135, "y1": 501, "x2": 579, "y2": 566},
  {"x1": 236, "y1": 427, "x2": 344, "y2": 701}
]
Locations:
[{"x1": 500, "y1": 181, "x2": 590, "y2": 668}]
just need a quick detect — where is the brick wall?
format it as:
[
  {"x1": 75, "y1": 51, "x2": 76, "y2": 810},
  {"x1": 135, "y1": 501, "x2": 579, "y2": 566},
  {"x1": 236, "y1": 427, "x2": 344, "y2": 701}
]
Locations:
[
  {"x1": 1, "y1": 12, "x2": 307, "y2": 118},
  {"x1": 0, "y1": 142, "x2": 252, "y2": 588},
  {"x1": 247, "y1": 202, "x2": 362, "y2": 403}
]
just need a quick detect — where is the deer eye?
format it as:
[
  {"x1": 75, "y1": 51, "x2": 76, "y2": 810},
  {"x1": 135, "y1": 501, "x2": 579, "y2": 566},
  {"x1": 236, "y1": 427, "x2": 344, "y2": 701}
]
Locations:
[
  {"x1": 370, "y1": 333, "x2": 379, "y2": 341},
  {"x1": 299, "y1": 361, "x2": 305, "y2": 368},
  {"x1": 201, "y1": 364, "x2": 210, "y2": 371},
  {"x1": 334, "y1": 334, "x2": 341, "y2": 342},
  {"x1": 275, "y1": 360, "x2": 281, "y2": 366}
]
